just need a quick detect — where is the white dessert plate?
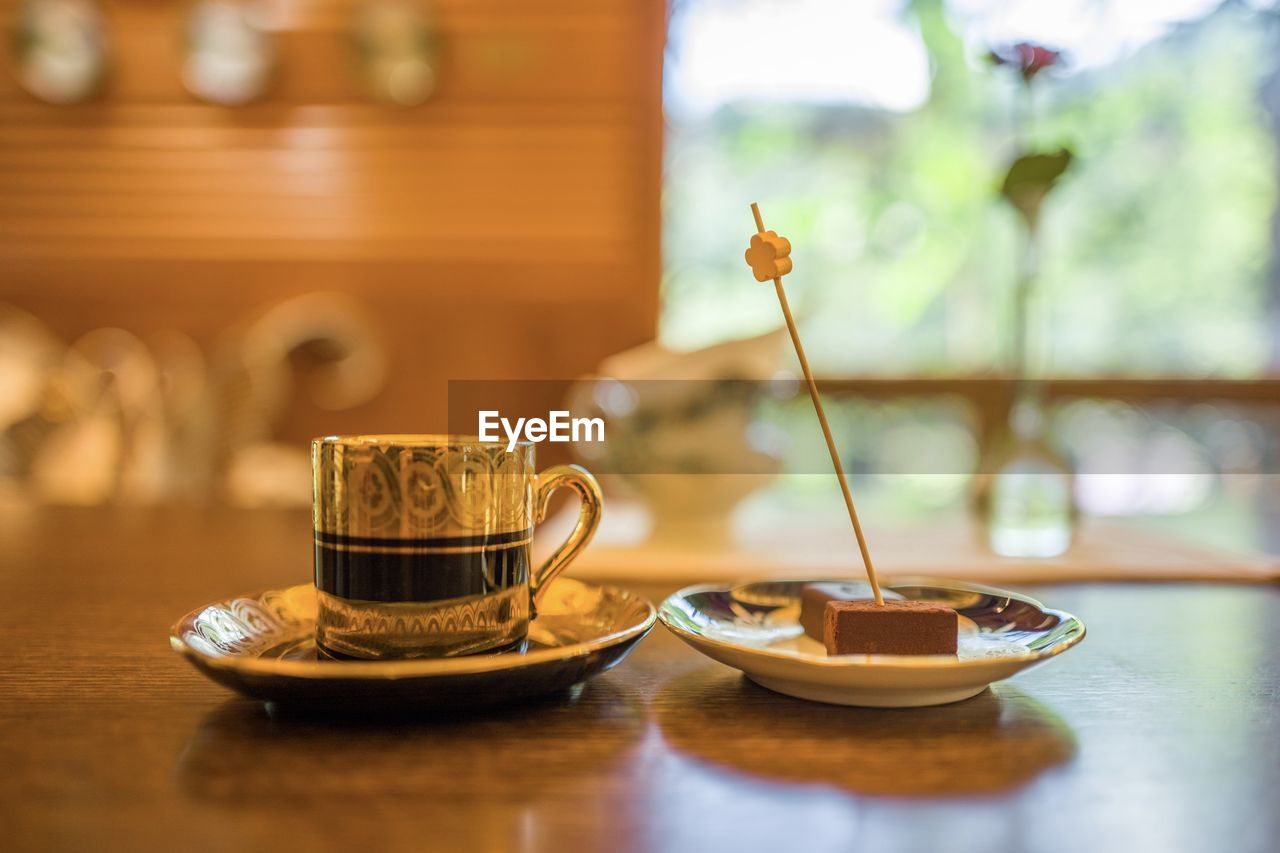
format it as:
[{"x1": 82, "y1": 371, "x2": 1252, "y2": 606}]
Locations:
[{"x1": 659, "y1": 578, "x2": 1085, "y2": 707}]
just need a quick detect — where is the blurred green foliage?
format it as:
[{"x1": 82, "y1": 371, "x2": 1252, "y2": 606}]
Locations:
[{"x1": 662, "y1": 0, "x2": 1276, "y2": 377}]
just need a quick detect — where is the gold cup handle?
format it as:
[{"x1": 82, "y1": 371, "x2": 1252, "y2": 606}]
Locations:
[{"x1": 530, "y1": 464, "x2": 603, "y2": 608}]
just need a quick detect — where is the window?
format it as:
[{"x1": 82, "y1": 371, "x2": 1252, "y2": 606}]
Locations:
[
  {"x1": 662, "y1": 0, "x2": 1278, "y2": 377},
  {"x1": 660, "y1": 0, "x2": 1279, "y2": 533}
]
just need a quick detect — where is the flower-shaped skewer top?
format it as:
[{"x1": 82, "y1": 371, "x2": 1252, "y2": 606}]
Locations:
[{"x1": 745, "y1": 230, "x2": 793, "y2": 282}]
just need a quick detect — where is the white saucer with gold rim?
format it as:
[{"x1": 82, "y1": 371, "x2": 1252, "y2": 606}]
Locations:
[{"x1": 659, "y1": 578, "x2": 1085, "y2": 708}]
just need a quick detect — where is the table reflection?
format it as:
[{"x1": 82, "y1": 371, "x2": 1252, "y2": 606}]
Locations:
[{"x1": 653, "y1": 669, "x2": 1075, "y2": 797}]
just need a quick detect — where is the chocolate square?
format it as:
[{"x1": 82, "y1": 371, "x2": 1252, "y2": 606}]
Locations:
[
  {"x1": 799, "y1": 582, "x2": 900, "y2": 641},
  {"x1": 823, "y1": 600, "x2": 958, "y2": 656}
]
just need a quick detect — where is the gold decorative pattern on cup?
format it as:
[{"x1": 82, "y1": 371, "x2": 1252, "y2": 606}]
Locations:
[{"x1": 313, "y1": 438, "x2": 533, "y2": 539}]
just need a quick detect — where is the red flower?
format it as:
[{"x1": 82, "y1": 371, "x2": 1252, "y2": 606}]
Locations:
[{"x1": 989, "y1": 42, "x2": 1062, "y2": 82}]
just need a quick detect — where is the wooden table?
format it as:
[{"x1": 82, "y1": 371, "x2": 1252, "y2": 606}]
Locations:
[{"x1": 2, "y1": 507, "x2": 1278, "y2": 852}]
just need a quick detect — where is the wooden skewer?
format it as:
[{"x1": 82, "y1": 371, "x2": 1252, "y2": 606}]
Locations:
[{"x1": 750, "y1": 202, "x2": 884, "y2": 605}]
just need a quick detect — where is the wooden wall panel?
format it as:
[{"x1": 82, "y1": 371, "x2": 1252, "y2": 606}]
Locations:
[{"x1": 0, "y1": 0, "x2": 664, "y2": 440}]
